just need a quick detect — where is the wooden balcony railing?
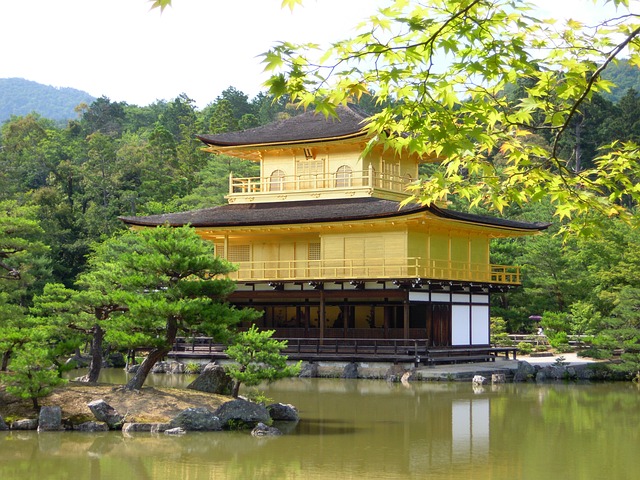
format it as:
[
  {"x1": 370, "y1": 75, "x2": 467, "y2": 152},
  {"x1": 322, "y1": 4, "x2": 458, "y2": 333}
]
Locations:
[
  {"x1": 228, "y1": 168, "x2": 412, "y2": 196},
  {"x1": 221, "y1": 257, "x2": 520, "y2": 285}
]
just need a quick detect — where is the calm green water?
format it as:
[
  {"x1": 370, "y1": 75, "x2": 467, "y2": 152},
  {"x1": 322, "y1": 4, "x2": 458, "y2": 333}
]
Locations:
[{"x1": 2, "y1": 372, "x2": 639, "y2": 480}]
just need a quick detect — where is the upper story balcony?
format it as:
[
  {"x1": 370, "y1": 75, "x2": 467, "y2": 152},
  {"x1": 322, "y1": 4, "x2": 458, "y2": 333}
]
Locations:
[
  {"x1": 227, "y1": 167, "x2": 414, "y2": 204},
  {"x1": 224, "y1": 257, "x2": 521, "y2": 286}
]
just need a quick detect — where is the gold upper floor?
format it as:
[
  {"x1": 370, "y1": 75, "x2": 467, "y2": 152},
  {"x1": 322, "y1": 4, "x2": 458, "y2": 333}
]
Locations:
[{"x1": 227, "y1": 165, "x2": 413, "y2": 203}]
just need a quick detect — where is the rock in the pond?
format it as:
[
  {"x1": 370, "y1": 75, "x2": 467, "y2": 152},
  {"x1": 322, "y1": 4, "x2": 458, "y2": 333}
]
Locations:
[
  {"x1": 251, "y1": 422, "x2": 282, "y2": 437},
  {"x1": 342, "y1": 362, "x2": 358, "y2": 379},
  {"x1": 267, "y1": 403, "x2": 299, "y2": 422},
  {"x1": 513, "y1": 361, "x2": 537, "y2": 382},
  {"x1": 75, "y1": 421, "x2": 109, "y2": 432},
  {"x1": 214, "y1": 399, "x2": 270, "y2": 429},
  {"x1": 12, "y1": 418, "x2": 38, "y2": 430},
  {"x1": 165, "y1": 427, "x2": 187, "y2": 435},
  {"x1": 169, "y1": 407, "x2": 222, "y2": 431},
  {"x1": 299, "y1": 362, "x2": 318, "y2": 378},
  {"x1": 0, "y1": 415, "x2": 9, "y2": 431},
  {"x1": 122, "y1": 422, "x2": 169, "y2": 433},
  {"x1": 491, "y1": 373, "x2": 506, "y2": 384},
  {"x1": 87, "y1": 399, "x2": 124, "y2": 429},
  {"x1": 37, "y1": 406, "x2": 63, "y2": 432},
  {"x1": 126, "y1": 364, "x2": 140, "y2": 374}
]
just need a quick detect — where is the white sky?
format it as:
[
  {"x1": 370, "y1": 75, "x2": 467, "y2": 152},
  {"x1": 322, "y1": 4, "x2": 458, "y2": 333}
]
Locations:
[{"x1": 0, "y1": 0, "x2": 624, "y2": 109}]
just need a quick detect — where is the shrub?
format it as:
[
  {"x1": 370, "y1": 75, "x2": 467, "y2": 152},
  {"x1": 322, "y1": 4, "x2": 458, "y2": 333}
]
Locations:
[
  {"x1": 185, "y1": 362, "x2": 202, "y2": 374},
  {"x1": 517, "y1": 342, "x2": 533, "y2": 355},
  {"x1": 549, "y1": 331, "x2": 570, "y2": 349},
  {"x1": 490, "y1": 317, "x2": 513, "y2": 346}
]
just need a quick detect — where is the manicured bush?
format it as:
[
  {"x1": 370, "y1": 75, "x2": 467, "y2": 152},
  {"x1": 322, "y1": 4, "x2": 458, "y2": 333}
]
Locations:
[{"x1": 517, "y1": 342, "x2": 533, "y2": 355}]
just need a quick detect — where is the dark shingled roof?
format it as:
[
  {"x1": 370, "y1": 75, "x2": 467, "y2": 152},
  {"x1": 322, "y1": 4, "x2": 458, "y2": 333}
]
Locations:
[
  {"x1": 119, "y1": 197, "x2": 550, "y2": 232},
  {"x1": 196, "y1": 105, "x2": 370, "y2": 147}
]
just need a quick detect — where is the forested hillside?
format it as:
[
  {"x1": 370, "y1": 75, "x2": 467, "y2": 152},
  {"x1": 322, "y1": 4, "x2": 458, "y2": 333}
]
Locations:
[
  {"x1": 0, "y1": 78, "x2": 95, "y2": 123},
  {"x1": 1, "y1": 81, "x2": 640, "y2": 377},
  {"x1": 601, "y1": 58, "x2": 640, "y2": 103}
]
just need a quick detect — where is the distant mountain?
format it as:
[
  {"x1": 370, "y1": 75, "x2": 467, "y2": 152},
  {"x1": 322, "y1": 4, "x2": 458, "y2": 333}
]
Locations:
[
  {"x1": 601, "y1": 59, "x2": 640, "y2": 103},
  {"x1": 0, "y1": 78, "x2": 96, "y2": 123}
]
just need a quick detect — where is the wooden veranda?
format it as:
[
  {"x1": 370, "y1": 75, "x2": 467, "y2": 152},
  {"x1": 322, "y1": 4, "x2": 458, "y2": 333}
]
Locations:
[{"x1": 167, "y1": 336, "x2": 517, "y2": 366}]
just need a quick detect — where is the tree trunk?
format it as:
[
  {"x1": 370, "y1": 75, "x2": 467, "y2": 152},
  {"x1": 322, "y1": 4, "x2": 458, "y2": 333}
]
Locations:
[
  {"x1": 123, "y1": 346, "x2": 170, "y2": 391},
  {"x1": 123, "y1": 318, "x2": 178, "y2": 391},
  {"x1": 231, "y1": 365, "x2": 245, "y2": 398},
  {"x1": 1, "y1": 350, "x2": 11, "y2": 371},
  {"x1": 232, "y1": 380, "x2": 241, "y2": 398},
  {"x1": 85, "y1": 324, "x2": 105, "y2": 383}
]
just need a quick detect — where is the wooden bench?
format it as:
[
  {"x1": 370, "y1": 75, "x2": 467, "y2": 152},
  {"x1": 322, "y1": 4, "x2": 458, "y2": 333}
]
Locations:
[{"x1": 489, "y1": 346, "x2": 518, "y2": 360}]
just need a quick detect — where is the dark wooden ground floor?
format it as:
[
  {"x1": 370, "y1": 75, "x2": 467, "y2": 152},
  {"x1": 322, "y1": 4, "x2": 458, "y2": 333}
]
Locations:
[{"x1": 165, "y1": 281, "x2": 517, "y2": 364}]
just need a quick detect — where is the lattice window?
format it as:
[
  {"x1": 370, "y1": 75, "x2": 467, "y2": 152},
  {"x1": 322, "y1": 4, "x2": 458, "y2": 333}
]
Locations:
[
  {"x1": 297, "y1": 158, "x2": 324, "y2": 177},
  {"x1": 335, "y1": 165, "x2": 353, "y2": 187},
  {"x1": 297, "y1": 158, "x2": 324, "y2": 189},
  {"x1": 269, "y1": 169, "x2": 285, "y2": 192},
  {"x1": 308, "y1": 242, "x2": 321, "y2": 261},
  {"x1": 214, "y1": 243, "x2": 225, "y2": 258},
  {"x1": 227, "y1": 245, "x2": 250, "y2": 262}
]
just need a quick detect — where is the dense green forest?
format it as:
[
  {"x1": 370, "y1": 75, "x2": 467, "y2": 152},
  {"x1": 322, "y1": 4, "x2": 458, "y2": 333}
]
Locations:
[
  {"x1": 0, "y1": 78, "x2": 95, "y2": 123},
  {"x1": 1, "y1": 80, "x2": 640, "y2": 384}
]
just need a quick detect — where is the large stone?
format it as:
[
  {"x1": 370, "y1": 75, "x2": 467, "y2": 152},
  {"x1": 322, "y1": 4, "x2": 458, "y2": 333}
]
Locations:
[
  {"x1": 251, "y1": 422, "x2": 282, "y2": 437},
  {"x1": 65, "y1": 353, "x2": 90, "y2": 368},
  {"x1": 169, "y1": 407, "x2": 222, "y2": 431},
  {"x1": 12, "y1": 418, "x2": 38, "y2": 430},
  {"x1": 0, "y1": 415, "x2": 9, "y2": 431},
  {"x1": 126, "y1": 364, "x2": 140, "y2": 374},
  {"x1": 165, "y1": 427, "x2": 187, "y2": 435},
  {"x1": 187, "y1": 363, "x2": 233, "y2": 395},
  {"x1": 151, "y1": 361, "x2": 168, "y2": 374},
  {"x1": 105, "y1": 352, "x2": 126, "y2": 368},
  {"x1": 574, "y1": 364, "x2": 597, "y2": 380},
  {"x1": 267, "y1": 403, "x2": 299, "y2": 422},
  {"x1": 513, "y1": 361, "x2": 537, "y2": 382},
  {"x1": 75, "y1": 421, "x2": 109, "y2": 432},
  {"x1": 341, "y1": 362, "x2": 358, "y2": 379},
  {"x1": 299, "y1": 362, "x2": 318, "y2": 378},
  {"x1": 537, "y1": 365, "x2": 566, "y2": 381},
  {"x1": 122, "y1": 422, "x2": 170, "y2": 434},
  {"x1": 87, "y1": 399, "x2": 124, "y2": 429},
  {"x1": 167, "y1": 361, "x2": 185, "y2": 374},
  {"x1": 385, "y1": 364, "x2": 407, "y2": 383},
  {"x1": 38, "y1": 406, "x2": 62, "y2": 432},
  {"x1": 214, "y1": 399, "x2": 270, "y2": 429}
]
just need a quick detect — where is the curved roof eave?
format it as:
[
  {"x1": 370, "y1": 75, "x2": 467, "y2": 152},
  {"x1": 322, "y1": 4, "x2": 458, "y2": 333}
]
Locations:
[
  {"x1": 119, "y1": 198, "x2": 550, "y2": 233},
  {"x1": 197, "y1": 130, "x2": 369, "y2": 150}
]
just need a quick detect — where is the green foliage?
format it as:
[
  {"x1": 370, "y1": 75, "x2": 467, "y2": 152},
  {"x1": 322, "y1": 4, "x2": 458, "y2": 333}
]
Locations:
[
  {"x1": 549, "y1": 332, "x2": 570, "y2": 350},
  {"x1": 1, "y1": 347, "x2": 66, "y2": 410},
  {"x1": 244, "y1": 389, "x2": 273, "y2": 406},
  {"x1": 78, "y1": 225, "x2": 261, "y2": 390},
  {"x1": 517, "y1": 342, "x2": 533, "y2": 355},
  {"x1": 225, "y1": 325, "x2": 301, "y2": 398},
  {"x1": 490, "y1": 317, "x2": 512, "y2": 346},
  {"x1": 185, "y1": 362, "x2": 202, "y2": 374},
  {"x1": 264, "y1": 0, "x2": 640, "y2": 232},
  {"x1": 541, "y1": 311, "x2": 570, "y2": 336},
  {"x1": 553, "y1": 356, "x2": 569, "y2": 367}
]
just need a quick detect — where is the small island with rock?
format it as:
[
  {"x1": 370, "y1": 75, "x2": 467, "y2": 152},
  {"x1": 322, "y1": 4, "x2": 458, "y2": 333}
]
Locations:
[{"x1": 0, "y1": 362, "x2": 299, "y2": 437}]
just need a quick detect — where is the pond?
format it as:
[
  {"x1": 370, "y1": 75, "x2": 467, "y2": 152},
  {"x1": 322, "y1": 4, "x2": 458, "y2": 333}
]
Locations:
[{"x1": 1, "y1": 370, "x2": 639, "y2": 480}]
